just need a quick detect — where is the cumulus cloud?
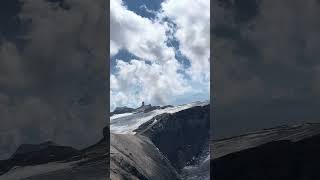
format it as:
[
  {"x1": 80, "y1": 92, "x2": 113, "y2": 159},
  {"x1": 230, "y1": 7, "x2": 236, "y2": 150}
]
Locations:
[
  {"x1": 0, "y1": 0, "x2": 107, "y2": 159},
  {"x1": 110, "y1": 0, "x2": 210, "y2": 110},
  {"x1": 213, "y1": 0, "x2": 320, "y2": 105},
  {"x1": 110, "y1": 0, "x2": 175, "y2": 62},
  {"x1": 212, "y1": 0, "x2": 320, "y2": 138},
  {"x1": 111, "y1": 59, "x2": 189, "y2": 110},
  {"x1": 161, "y1": 0, "x2": 210, "y2": 82}
]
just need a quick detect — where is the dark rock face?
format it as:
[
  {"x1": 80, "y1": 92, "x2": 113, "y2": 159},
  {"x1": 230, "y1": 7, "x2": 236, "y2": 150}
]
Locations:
[
  {"x1": 137, "y1": 105, "x2": 210, "y2": 170},
  {"x1": 111, "y1": 103, "x2": 169, "y2": 116},
  {"x1": 160, "y1": 105, "x2": 174, "y2": 109},
  {"x1": 0, "y1": 141, "x2": 80, "y2": 175},
  {"x1": 112, "y1": 106, "x2": 135, "y2": 115},
  {"x1": 211, "y1": 124, "x2": 320, "y2": 180},
  {"x1": 212, "y1": 123, "x2": 320, "y2": 159},
  {"x1": 103, "y1": 126, "x2": 109, "y2": 139},
  {"x1": 0, "y1": 126, "x2": 109, "y2": 179},
  {"x1": 135, "y1": 104, "x2": 160, "y2": 113},
  {"x1": 0, "y1": 160, "x2": 9, "y2": 175},
  {"x1": 110, "y1": 133, "x2": 180, "y2": 180},
  {"x1": 212, "y1": 135, "x2": 320, "y2": 180}
]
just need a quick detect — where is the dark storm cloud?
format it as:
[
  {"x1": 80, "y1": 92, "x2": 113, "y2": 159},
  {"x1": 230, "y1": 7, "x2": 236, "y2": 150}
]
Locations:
[
  {"x1": 0, "y1": 0, "x2": 107, "y2": 159},
  {"x1": 0, "y1": 0, "x2": 24, "y2": 43},
  {"x1": 212, "y1": 0, "x2": 320, "y2": 138}
]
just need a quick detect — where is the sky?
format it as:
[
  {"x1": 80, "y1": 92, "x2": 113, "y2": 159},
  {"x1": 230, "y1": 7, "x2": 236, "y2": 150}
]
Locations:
[
  {"x1": 0, "y1": 0, "x2": 107, "y2": 159},
  {"x1": 110, "y1": 0, "x2": 210, "y2": 110},
  {"x1": 212, "y1": 0, "x2": 320, "y2": 139}
]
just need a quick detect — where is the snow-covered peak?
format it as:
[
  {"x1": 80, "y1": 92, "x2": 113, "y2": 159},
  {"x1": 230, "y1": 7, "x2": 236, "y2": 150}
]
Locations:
[{"x1": 110, "y1": 101, "x2": 209, "y2": 134}]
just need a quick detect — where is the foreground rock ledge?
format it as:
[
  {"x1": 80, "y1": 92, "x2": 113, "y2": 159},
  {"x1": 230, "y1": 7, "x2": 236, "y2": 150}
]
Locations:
[
  {"x1": 211, "y1": 123, "x2": 320, "y2": 180},
  {"x1": 110, "y1": 133, "x2": 180, "y2": 180}
]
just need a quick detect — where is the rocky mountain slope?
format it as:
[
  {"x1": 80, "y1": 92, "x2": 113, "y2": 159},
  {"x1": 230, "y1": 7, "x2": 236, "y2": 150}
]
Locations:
[
  {"x1": 135, "y1": 105, "x2": 210, "y2": 170},
  {"x1": 211, "y1": 123, "x2": 320, "y2": 180},
  {"x1": 111, "y1": 101, "x2": 210, "y2": 180},
  {"x1": 0, "y1": 101, "x2": 210, "y2": 180},
  {"x1": 110, "y1": 133, "x2": 179, "y2": 180},
  {"x1": 0, "y1": 127, "x2": 108, "y2": 180}
]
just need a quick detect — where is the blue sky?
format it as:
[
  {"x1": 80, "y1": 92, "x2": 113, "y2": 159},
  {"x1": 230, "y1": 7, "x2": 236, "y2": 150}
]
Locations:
[
  {"x1": 110, "y1": 0, "x2": 210, "y2": 110},
  {"x1": 122, "y1": 0, "x2": 162, "y2": 18}
]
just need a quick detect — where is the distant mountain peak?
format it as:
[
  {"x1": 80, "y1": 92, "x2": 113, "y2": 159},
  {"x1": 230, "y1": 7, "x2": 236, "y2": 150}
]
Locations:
[
  {"x1": 112, "y1": 106, "x2": 135, "y2": 115},
  {"x1": 112, "y1": 103, "x2": 166, "y2": 115}
]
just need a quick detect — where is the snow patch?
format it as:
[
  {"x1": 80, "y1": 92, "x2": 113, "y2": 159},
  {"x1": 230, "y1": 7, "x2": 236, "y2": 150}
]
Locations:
[{"x1": 110, "y1": 101, "x2": 208, "y2": 134}]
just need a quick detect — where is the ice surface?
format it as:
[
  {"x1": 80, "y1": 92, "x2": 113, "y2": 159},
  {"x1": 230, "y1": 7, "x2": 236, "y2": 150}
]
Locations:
[{"x1": 181, "y1": 145, "x2": 210, "y2": 180}]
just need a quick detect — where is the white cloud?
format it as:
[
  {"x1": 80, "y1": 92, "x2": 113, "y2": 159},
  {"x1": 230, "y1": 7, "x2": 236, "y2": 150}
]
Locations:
[
  {"x1": 110, "y1": 59, "x2": 189, "y2": 110},
  {"x1": 110, "y1": 0, "x2": 210, "y2": 110},
  {"x1": 110, "y1": 0, "x2": 175, "y2": 62},
  {"x1": 161, "y1": 0, "x2": 210, "y2": 82}
]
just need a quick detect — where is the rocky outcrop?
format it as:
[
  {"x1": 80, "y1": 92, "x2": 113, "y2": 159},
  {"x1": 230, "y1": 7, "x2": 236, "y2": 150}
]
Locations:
[
  {"x1": 110, "y1": 133, "x2": 180, "y2": 180},
  {"x1": 135, "y1": 104, "x2": 160, "y2": 113},
  {"x1": 0, "y1": 127, "x2": 109, "y2": 180},
  {"x1": 136, "y1": 105, "x2": 210, "y2": 170},
  {"x1": 111, "y1": 103, "x2": 172, "y2": 116},
  {"x1": 211, "y1": 123, "x2": 320, "y2": 180},
  {"x1": 0, "y1": 141, "x2": 80, "y2": 175}
]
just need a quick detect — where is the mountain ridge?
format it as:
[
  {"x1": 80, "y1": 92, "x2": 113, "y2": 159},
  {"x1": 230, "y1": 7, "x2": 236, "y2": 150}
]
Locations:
[{"x1": 211, "y1": 123, "x2": 320, "y2": 180}]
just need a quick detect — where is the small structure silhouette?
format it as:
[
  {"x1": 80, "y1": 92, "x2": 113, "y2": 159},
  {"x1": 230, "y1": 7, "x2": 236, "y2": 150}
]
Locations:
[{"x1": 141, "y1": 101, "x2": 145, "y2": 107}]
